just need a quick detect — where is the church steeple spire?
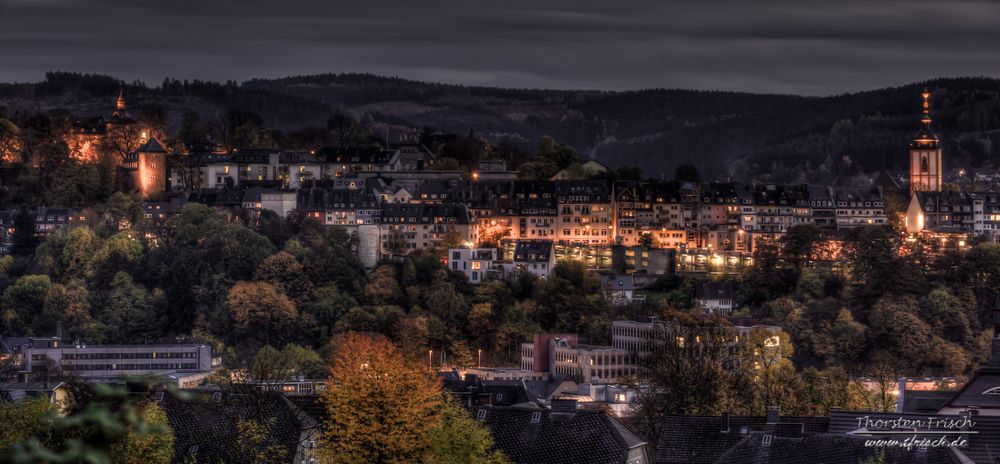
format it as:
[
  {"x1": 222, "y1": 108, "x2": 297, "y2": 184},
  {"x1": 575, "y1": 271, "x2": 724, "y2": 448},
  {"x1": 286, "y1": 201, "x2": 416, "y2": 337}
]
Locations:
[
  {"x1": 909, "y1": 86, "x2": 942, "y2": 196},
  {"x1": 116, "y1": 88, "x2": 126, "y2": 112},
  {"x1": 921, "y1": 87, "x2": 932, "y2": 129}
]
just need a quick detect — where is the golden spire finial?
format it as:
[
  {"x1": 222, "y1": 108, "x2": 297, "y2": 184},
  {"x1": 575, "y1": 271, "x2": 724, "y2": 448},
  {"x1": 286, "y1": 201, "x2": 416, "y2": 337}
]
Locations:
[
  {"x1": 116, "y1": 88, "x2": 126, "y2": 112},
  {"x1": 921, "y1": 87, "x2": 931, "y2": 127}
]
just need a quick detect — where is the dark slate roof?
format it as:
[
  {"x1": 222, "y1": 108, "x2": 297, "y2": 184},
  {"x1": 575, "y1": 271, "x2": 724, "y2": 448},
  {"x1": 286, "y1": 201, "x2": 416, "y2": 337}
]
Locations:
[
  {"x1": 832, "y1": 186, "x2": 883, "y2": 203},
  {"x1": 900, "y1": 390, "x2": 955, "y2": 414},
  {"x1": 695, "y1": 280, "x2": 736, "y2": 300},
  {"x1": 602, "y1": 274, "x2": 638, "y2": 291},
  {"x1": 287, "y1": 395, "x2": 329, "y2": 424},
  {"x1": 379, "y1": 202, "x2": 471, "y2": 224},
  {"x1": 478, "y1": 406, "x2": 645, "y2": 464},
  {"x1": 0, "y1": 336, "x2": 31, "y2": 354},
  {"x1": 655, "y1": 415, "x2": 829, "y2": 464},
  {"x1": 715, "y1": 432, "x2": 956, "y2": 464},
  {"x1": 317, "y1": 146, "x2": 399, "y2": 165},
  {"x1": 156, "y1": 390, "x2": 306, "y2": 464},
  {"x1": 0, "y1": 382, "x2": 65, "y2": 403},
  {"x1": 513, "y1": 240, "x2": 554, "y2": 263},
  {"x1": 296, "y1": 187, "x2": 380, "y2": 211},
  {"x1": 554, "y1": 180, "x2": 611, "y2": 200},
  {"x1": 942, "y1": 367, "x2": 1000, "y2": 410},
  {"x1": 137, "y1": 137, "x2": 167, "y2": 153}
]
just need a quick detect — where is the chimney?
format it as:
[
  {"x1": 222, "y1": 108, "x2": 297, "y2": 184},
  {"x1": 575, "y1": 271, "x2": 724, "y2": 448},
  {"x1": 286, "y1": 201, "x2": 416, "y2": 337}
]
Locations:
[
  {"x1": 720, "y1": 412, "x2": 731, "y2": 433},
  {"x1": 896, "y1": 377, "x2": 906, "y2": 413},
  {"x1": 765, "y1": 406, "x2": 779, "y2": 425}
]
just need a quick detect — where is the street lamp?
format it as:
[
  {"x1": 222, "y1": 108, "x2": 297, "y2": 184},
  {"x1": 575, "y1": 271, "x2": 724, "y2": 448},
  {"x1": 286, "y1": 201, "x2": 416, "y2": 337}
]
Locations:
[
  {"x1": 478, "y1": 349, "x2": 482, "y2": 368},
  {"x1": 428, "y1": 349, "x2": 433, "y2": 370}
]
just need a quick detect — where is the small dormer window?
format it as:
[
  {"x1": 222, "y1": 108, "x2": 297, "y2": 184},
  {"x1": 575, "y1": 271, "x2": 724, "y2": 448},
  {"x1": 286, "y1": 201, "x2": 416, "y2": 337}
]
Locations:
[
  {"x1": 476, "y1": 409, "x2": 487, "y2": 420},
  {"x1": 531, "y1": 412, "x2": 542, "y2": 423}
]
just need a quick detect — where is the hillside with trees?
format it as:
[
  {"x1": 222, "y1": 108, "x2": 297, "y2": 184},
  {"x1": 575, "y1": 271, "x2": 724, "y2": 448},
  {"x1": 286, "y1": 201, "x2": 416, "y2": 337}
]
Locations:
[{"x1": 2, "y1": 72, "x2": 1000, "y2": 183}]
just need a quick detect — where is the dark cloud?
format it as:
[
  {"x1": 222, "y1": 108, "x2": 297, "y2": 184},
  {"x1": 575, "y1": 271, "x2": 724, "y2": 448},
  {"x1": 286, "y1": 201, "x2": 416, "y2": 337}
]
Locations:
[{"x1": 0, "y1": 0, "x2": 997, "y2": 94}]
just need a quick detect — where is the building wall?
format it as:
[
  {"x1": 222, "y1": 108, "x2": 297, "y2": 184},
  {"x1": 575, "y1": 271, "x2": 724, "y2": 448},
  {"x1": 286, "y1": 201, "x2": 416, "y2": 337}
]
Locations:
[{"x1": 23, "y1": 344, "x2": 213, "y2": 379}]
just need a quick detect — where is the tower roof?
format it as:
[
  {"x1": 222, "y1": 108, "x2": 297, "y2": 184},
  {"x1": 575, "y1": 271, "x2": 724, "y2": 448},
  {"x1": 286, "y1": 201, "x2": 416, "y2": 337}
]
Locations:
[
  {"x1": 116, "y1": 88, "x2": 126, "y2": 112},
  {"x1": 910, "y1": 87, "x2": 940, "y2": 149}
]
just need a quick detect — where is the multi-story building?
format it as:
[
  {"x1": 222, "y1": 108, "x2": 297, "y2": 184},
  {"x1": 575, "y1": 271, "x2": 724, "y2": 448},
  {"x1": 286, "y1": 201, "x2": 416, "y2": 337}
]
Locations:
[
  {"x1": 520, "y1": 319, "x2": 783, "y2": 384},
  {"x1": 379, "y1": 203, "x2": 475, "y2": 256},
  {"x1": 0, "y1": 207, "x2": 88, "y2": 254},
  {"x1": 555, "y1": 180, "x2": 613, "y2": 245},
  {"x1": 11, "y1": 336, "x2": 214, "y2": 382},
  {"x1": 203, "y1": 149, "x2": 283, "y2": 188},
  {"x1": 905, "y1": 190, "x2": 1000, "y2": 243},
  {"x1": 508, "y1": 240, "x2": 557, "y2": 279},
  {"x1": 833, "y1": 186, "x2": 887, "y2": 228},
  {"x1": 448, "y1": 247, "x2": 501, "y2": 284}
]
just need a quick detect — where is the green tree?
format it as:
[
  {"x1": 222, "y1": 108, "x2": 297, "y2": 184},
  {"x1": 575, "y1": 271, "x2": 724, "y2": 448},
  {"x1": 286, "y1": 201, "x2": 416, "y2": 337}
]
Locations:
[
  {"x1": 227, "y1": 281, "x2": 297, "y2": 344},
  {"x1": 254, "y1": 251, "x2": 312, "y2": 302},
  {"x1": 427, "y1": 396, "x2": 509, "y2": 464},
  {"x1": 2, "y1": 275, "x2": 53, "y2": 334},
  {"x1": 109, "y1": 402, "x2": 175, "y2": 464}
]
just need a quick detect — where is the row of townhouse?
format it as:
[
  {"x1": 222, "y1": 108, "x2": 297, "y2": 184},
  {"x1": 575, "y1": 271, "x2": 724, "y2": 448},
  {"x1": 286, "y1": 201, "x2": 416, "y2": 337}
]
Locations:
[
  {"x1": 193, "y1": 143, "x2": 438, "y2": 189},
  {"x1": 905, "y1": 190, "x2": 1000, "y2": 243},
  {"x1": 138, "y1": 178, "x2": 888, "y2": 270},
  {"x1": 0, "y1": 207, "x2": 89, "y2": 254},
  {"x1": 401, "y1": 179, "x2": 886, "y2": 252}
]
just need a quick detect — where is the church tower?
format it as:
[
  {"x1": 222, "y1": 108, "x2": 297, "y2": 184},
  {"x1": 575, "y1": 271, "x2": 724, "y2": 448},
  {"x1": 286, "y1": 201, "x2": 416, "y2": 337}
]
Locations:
[{"x1": 909, "y1": 87, "x2": 942, "y2": 196}]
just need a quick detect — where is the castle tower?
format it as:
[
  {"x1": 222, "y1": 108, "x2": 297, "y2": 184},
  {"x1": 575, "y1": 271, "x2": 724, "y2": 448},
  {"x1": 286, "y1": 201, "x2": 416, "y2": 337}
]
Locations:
[
  {"x1": 909, "y1": 87, "x2": 942, "y2": 196},
  {"x1": 132, "y1": 137, "x2": 167, "y2": 199}
]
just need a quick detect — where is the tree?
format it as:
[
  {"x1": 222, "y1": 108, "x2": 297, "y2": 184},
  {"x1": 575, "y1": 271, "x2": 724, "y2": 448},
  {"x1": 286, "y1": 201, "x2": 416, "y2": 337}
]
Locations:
[
  {"x1": 301, "y1": 283, "x2": 359, "y2": 339},
  {"x1": 318, "y1": 333, "x2": 443, "y2": 464},
  {"x1": 0, "y1": 118, "x2": 22, "y2": 164},
  {"x1": 237, "y1": 418, "x2": 290, "y2": 464},
  {"x1": 251, "y1": 344, "x2": 327, "y2": 380},
  {"x1": 2, "y1": 275, "x2": 53, "y2": 335},
  {"x1": 104, "y1": 121, "x2": 145, "y2": 163},
  {"x1": 11, "y1": 206, "x2": 39, "y2": 256},
  {"x1": 227, "y1": 281, "x2": 297, "y2": 344},
  {"x1": 633, "y1": 316, "x2": 744, "y2": 441},
  {"x1": 673, "y1": 164, "x2": 701, "y2": 182},
  {"x1": 1, "y1": 385, "x2": 176, "y2": 464},
  {"x1": 781, "y1": 224, "x2": 825, "y2": 270},
  {"x1": 254, "y1": 251, "x2": 312, "y2": 302},
  {"x1": 101, "y1": 272, "x2": 157, "y2": 343},
  {"x1": 427, "y1": 395, "x2": 509, "y2": 464},
  {"x1": 108, "y1": 402, "x2": 175, "y2": 464},
  {"x1": 0, "y1": 396, "x2": 57, "y2": 451}
]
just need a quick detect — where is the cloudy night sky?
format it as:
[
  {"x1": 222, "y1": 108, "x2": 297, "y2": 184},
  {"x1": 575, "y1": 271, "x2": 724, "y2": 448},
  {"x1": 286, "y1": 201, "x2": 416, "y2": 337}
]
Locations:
[{"x1": 1, "y1": 0, "x2": 998, "y2": 95}]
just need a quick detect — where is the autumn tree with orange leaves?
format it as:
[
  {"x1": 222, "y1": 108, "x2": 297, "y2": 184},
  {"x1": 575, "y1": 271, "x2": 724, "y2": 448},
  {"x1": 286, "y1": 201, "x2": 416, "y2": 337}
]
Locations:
[{"x1": 318, "y1": 333, "x2": 443, "y2": 464}]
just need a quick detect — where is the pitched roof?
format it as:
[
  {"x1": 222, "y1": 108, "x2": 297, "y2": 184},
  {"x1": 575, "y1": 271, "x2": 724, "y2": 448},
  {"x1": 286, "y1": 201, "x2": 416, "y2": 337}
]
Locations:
[
  {"x1": 137, "y1": 137, "x2": 167, "y2": 153},
  {"x1": 478, "y1": 406, "x2": 645, "y2": 464},
  {"x1": 513, "y1": 240, "x2": 554, "y2": 262},
  {"x1": 157, "y1": 390, "x2": 307, "y2": 464},
  {"x1": 715, "y1": 432, "x2": 955, "y2": 464},
  {"x1": 654, "y1": 415, "x2": 829, "y2": 464}
]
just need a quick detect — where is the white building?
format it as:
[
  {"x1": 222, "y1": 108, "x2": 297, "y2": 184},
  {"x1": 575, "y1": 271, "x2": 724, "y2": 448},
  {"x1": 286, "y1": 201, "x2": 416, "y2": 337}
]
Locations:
[{"x1": 448, "y1": 247, "x2": 500, "y2": 284}]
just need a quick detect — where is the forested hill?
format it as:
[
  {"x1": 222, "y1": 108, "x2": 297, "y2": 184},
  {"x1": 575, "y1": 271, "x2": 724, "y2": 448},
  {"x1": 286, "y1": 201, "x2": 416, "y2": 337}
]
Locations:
[{"x1": 3, "y1": 72, "x2": 1000, "y2": 182}]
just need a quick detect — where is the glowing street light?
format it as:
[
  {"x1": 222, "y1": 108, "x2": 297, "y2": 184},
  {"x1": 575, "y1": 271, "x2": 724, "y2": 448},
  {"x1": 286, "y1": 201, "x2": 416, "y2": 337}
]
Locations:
[
  {"x1": 428, "y1": 349, "x2": 433, "y2": 369},
  {"x1": 478, "y1": 349, "x2": 482, "y2": 368}
]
